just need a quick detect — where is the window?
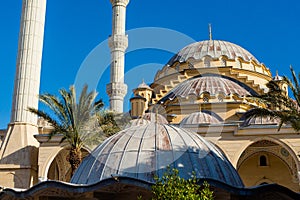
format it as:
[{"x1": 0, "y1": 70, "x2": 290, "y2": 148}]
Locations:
[
  {"x1": 203, "y1": 96, "x2": 209, "y2": 103},
  {"x1": 221, "y1": 58, "x2": 226, "y2": 67},
  {"x1": 204, "y1": 57, "x2": 211, "y2": 67},
  {"x1": 259, "y1": 155, "x2": 267, "y2": 166},
  {"x1": 218, "y1": 95, "x2": 224, "y2": 102}
]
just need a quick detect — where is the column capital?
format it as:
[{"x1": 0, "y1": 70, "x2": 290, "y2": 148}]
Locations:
[{"x1": 110, "y1": 0, "x2": 129, "y2": 7}]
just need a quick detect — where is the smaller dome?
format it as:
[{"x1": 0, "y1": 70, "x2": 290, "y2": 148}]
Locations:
[
  {"x1": 137, "y1": 80, "x2": 152, "y2": 90},
  {"x1": 143, "y1": 112, "x2": 168, "y2": 124},
  {"x1": 71, "y1": 123, "x2": 244, "y2": 188},
  {"x1": 240, "y1": 112, "x2": 279, "y2": 127},
  {"x1": 180, "y1": 111, "x2": 222, "y2": 126},
  {"x1": 161, "y1": 75, "x2": 255, "y2": 102},
  {"x1": 125, "y1": 118, "x2": 151, "y2": 128},
  {"x1": 272, "y1": 71, "x2": 283, "y2": 81}
]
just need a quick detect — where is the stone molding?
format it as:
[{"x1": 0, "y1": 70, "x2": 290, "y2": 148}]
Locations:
[
  {"x1": 110, "y1": 0, "x2": 129, "y2": 7},
  {"x1": 106, "y1": 82, "x2": 128, "y2": 98},
  {"x1": 109, "y1": 34, "x2": 128, "y2": 51}
]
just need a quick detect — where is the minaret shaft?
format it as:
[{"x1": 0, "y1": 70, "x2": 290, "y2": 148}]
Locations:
[
  {"x1": 112, "y1": 4, "x2": 126, "y2": 35},
  {"x1": 11, "y1": 0, "x2": 46, "y2": 124},
  {"x1": 106, "y1": 0, "x2": 129, "y2": 113},
  {"x1": 0, "y1": 0, "x2": 46, "y2": 189}
]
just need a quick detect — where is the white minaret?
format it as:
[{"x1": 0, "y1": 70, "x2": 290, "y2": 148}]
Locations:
[
  {"x1": 0, "y1": 0, "x2": 47, "y2": 188},
  {"x1": 106, "y1": 0, "x2": 129, "y2": 113},
  {"x1": 11, "y1": 0, "x2": 46, "y2": 124}
]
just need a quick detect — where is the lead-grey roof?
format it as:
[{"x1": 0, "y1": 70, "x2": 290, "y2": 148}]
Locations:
[
  {"x1": 240, "y1": 113, "x2": 280, "y2": 127},
  {"x1": 167, "y1": 40, "x2": 258, "y2": 65},
  {"x1": 180, "y1": 111, "x2": 223, "y2": 125},
  {"x1": 71, "y1": 123, "x2": 244, "y2": 188},
  {"x1": 160, "y1": 75, "x2": 255, "y2": 102},
  {"x1": 142, "y1": 112, "x2": 168, "y2": 124}
]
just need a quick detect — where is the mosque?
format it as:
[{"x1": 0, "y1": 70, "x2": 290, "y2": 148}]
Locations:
[{"x1": 1, "y1": 0, "x2": 300, "y2": 199}]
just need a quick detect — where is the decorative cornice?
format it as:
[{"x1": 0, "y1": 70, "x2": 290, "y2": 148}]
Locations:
[
  {"x1": 108, "y1": 34, "x2": 128, "y2": 51},
  {"x1": 110, "y1": 0, "x2": 129, "y2": 7},
  {"x1": 106, "y1": 82, "x2": 127, "y2": 98}
]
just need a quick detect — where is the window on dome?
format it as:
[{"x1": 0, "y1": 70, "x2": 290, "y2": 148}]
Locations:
[
  {"x1": 203, "y1": 96, "x2": 209, "y2": 103},
  {"x1": 218, "y1": 95, "x2": 224, "y2": 102},
  {"x1": 221, "y1": 58, "x2": 226, "y2": 67},
  {"x1": 204, "y1": 57, "x2": 211, "y2": 67}
]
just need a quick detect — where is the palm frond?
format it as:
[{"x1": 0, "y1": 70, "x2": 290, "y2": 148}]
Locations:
[{"x1": 244, "y1": 67, "x2": 300, "y2": 132}]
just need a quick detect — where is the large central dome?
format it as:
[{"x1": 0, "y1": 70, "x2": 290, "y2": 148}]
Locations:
[{"x1": 167, "y1": 40, "x2": 258, "y2": 65}]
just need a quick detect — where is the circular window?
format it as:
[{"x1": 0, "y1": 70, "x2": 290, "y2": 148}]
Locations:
[{"x1": 281, "y1": 148, "x2": 289, "y2": 157}]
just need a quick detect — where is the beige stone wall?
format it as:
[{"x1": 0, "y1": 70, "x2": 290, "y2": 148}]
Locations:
[
  {"x1": 212, "y1": 127, "x2": 300, "y2": 192},
  {"x1": 238, "y1": 152, "x2": 299, "y2": 192},
  {"x1": 0, "y1": 167, "x2": 37, "y2": 188}
]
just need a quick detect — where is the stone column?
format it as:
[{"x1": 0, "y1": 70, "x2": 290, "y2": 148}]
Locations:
[
  {"x1": 106, "y1": 0, "x2": 129, "y2": 113},
  {"x1": 0, "y1": 0, "x2": 47, "y2": 188}
]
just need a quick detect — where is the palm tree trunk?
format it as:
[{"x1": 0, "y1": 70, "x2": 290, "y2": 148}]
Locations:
[{"x1": 68, "y1": 147, "x2": 82, "y2": 177}]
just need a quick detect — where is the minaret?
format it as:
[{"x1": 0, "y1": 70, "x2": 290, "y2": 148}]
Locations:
[
  {"x1": 0, "y1": 0, "x2": 47, "y2": 188},
  {"x1": 106, "y1": 0, "x2": 129, "y2": 113}
]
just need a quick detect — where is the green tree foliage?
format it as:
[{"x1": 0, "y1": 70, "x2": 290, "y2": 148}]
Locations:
[
  {"x1": 28, "y1": 85, "x2": 104, "y2": 176},
  {"x1": 97, "y1": 111, "x2": 131, "y2": 137},
  {"x1": 151, "y1": 168, "x2": 214, "y2": 200},
  {"x1": 245, "y1": 66, "x2": 300, "y2": 131}
]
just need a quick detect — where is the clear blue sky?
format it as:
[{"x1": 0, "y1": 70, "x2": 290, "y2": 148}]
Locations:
[{"x1": 1, "y1": 0, "x2": 300, "y2": 128}]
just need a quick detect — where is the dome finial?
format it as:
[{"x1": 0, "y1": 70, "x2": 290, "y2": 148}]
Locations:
[
  {"x1": 273, "y1": 69, "x2": 283, "y2": 81},
  {"x1": 209, "y1": 23, "x2": 213, "y2": 40}
]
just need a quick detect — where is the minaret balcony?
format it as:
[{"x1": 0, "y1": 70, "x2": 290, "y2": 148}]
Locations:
[{"x1": 108, "y1": 34, "x2": 128, "y2": 51}]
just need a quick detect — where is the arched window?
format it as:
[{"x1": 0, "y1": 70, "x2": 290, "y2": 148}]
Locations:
[
  {"x1": 259, "y1": 155, "x2": 267, "y2": 166},
  {"x1": 204, "y1": 57, "x2": 211, "y2": 67},
  {"x1": 221, "y1": 58, "x2": 226, "y2": 67}
]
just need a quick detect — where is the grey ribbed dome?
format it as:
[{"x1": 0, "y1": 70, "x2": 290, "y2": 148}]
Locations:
[
  {"x1": 240, "y1": 115, "x2": 279, "y2": 127},
  {"x1": 143, "y1": 112, "x2": 168, "y2": 124},
  {"x1": 125, "y1": 118, "x2": 151, "y2": 128},
  {"x1": 137, "y1": 81, "x2": 152, "y2": 90},
  {"x1": 180, "y1": 111, "x2": 222, "y2": 125},
  {"x1": 161, "y1": 75, "x2": 255, "y2": 102},
  {"x1": 71, "y1": 123, "x2": 244, "y2": 188},
  {"x1": 168, "y1": 40, "x2": 258, "y2": 65}
]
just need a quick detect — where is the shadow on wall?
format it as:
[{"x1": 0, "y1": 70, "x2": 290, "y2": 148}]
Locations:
[{"x1": 0, "y1": 146, "x2": 38, "y2": 188}]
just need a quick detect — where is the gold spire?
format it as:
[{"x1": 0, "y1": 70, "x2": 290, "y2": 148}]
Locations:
[{"x1": 209, "y1": 23, "x2": 212, "y2": 40}]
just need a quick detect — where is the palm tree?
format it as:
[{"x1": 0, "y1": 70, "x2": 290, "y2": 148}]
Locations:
[
  {"x1": 29, "y1": 85, "x2": 104, "y2": 176},
  {"x1": 97, "y1": 111, "x2": 131, "y2": 137},
  {"x1": 245, "y1": 66, "x2": 300, "y2": 131}
]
